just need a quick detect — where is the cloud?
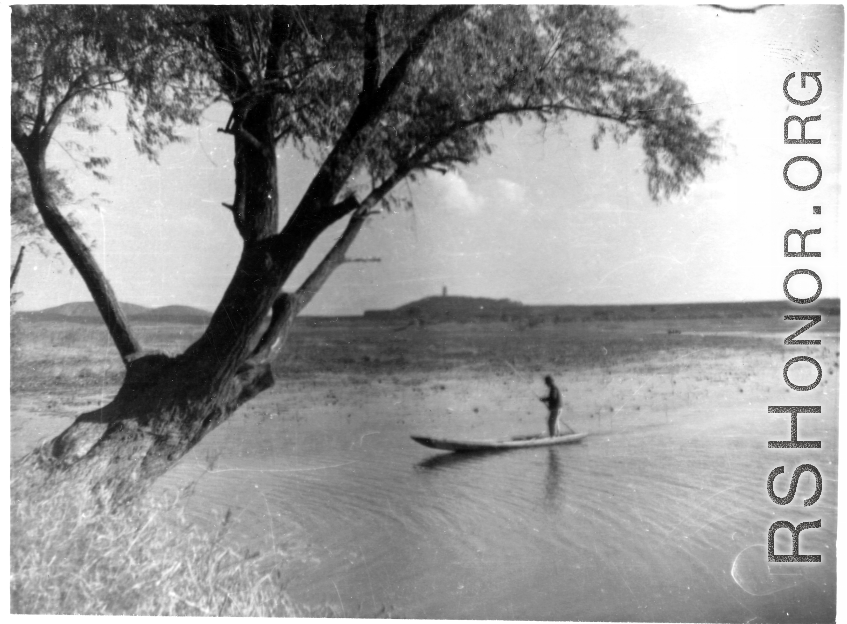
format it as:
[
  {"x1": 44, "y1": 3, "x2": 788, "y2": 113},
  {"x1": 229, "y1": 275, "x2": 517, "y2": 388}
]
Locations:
[
  {"x1": 495, "y1": 179, "x2": 527, "y2": 205},
  {"x1": 431, "y1": 172, "x2": 484, "y2": 213}
]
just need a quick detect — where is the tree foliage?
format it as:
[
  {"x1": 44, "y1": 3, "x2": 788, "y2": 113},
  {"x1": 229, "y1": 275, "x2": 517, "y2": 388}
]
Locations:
[
  {"x1": 286, "y1": 5, "x2": 720, "y2": 200},
  {"x1": 13, "y1": 5, "x2": 718, "y2": 204},
  {"x1": 11, "y1": 5, "x2": 214, "y2": 163},
  {"x1": 193, "y1": 5, "x2": 719, "y2": 206}
]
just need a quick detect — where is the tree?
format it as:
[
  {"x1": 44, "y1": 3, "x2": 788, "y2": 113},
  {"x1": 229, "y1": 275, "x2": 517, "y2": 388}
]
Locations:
[{"x1": 11, "y1": 5, "x2": 719, "y2": 503}]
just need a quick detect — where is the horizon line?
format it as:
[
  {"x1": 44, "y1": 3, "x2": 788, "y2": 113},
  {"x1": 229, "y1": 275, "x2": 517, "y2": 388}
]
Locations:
[{"x1": 15, "y1": 295, "x2": 842, "y2": 317}]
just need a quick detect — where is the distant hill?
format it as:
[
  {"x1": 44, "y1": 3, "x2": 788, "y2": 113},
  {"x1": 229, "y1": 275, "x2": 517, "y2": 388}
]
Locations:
[
  {"x1": 373, "y1": 295, "x2": 526, "y2": 322},
  {"x1": 364, "y1": 295, "x2": 841, "y2": 324},
  {"x1": 37, "y1": 301, "x2": 151, "y2": 318},
  {"x1": 18, "y1": 295, "x2": 842, "y2": 327},
  {"x1": 19, "y1": 302, "x2": 212, "y2": 325}
]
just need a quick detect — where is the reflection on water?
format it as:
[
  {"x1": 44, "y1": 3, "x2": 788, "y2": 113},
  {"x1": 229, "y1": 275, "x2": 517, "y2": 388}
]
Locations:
[
  {"x1": 160, "y1": 399, "x2": 837, "y2": 622},
  {"x1": 544, "y1": 448, "x2": 562, "y2": 509},
  {"x1": 415, "y1": 449, "x2": 506, "y2": 471},
  {"x1": 418, "y1": 446, "x2": 566, "y2": 512}
]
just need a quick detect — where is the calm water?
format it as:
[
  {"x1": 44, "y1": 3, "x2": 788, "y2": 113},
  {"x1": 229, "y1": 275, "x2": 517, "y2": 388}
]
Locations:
[{"x1": 158, "y1": 383, "x2": 837, "y2": 621}]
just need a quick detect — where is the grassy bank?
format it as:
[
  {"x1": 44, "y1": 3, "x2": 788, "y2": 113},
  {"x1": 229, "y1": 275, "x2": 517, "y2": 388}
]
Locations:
[{"x1": 10, "y1": 463, "x2": 322, "y2": 616}]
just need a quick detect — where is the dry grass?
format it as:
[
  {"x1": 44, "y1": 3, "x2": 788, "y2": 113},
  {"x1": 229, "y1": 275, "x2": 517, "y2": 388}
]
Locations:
[
  {"x1": 10, "y1": 320, "x2": 205, "y2": 391},
  {"x1": 10, "y1": 465, "x2": 328, "y2": 616},
  {"x1": 11, "y1": 312, "x2": 805, "y2": 390},
  {"x1": 9, "y1": 317, "x2": 338, "y2": 616}
]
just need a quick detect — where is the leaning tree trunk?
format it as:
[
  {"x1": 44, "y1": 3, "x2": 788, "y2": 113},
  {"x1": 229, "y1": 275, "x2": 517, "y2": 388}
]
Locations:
[
  {"x1": 23, "y1": 75, "x2": 370, "y2": 505},
  {"x1": 14, "y1": 7, "x2": 447, "y2": 505},
  {"x1": 10, "y1": 85, "x2": 272, "y2": 502},
  {"x1": 40, "y1": 307, "x2": 278, "y2": 505},
  {"x1": 30, "y1": 103, "x2": 286, "y2": 504},
  {"x1": 36, "y1": 209, "x2": 370, "y2": 506}
]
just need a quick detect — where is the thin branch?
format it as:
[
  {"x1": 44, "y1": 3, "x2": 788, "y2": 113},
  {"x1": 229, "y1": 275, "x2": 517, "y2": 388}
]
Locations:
[
  {"x1": 42, "y1": 73, "x2": 90, "y2": 142},
  {"x1": 345, "y1": 257, "x2": 381, "y2": 263},
  {"x1": 10, "y1": 246, "x2": 26, "y2": 291},
  {"x1": 217, "y1": 125, "x2": 268, "y2": 154},
  {"x1": 293, "y1": 167, "x2": 413, "y2": 313},
  {"x1": 292, "y1": 210, "x2": 368, "y2": 312},
  {"x1": 401, "y1": 98, "x2": 638, "y2": 168}
]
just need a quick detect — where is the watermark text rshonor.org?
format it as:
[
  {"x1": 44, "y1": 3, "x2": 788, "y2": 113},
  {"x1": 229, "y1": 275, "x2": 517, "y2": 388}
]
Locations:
[{"x1": 767, "y1": 71, "x2": 827, "y2": 563}]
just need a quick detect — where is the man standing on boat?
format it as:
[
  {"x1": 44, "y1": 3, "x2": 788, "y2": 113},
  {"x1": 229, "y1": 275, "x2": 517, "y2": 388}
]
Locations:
[{"x1": 541, "y1": 375, "x2": 563, "y2": 437}]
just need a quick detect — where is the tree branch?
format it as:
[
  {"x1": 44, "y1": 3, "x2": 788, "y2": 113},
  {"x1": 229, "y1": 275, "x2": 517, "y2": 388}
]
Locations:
[
  {"x1": 40, "y1": 70, "x2": 110, "y2": 145},
  {"x1": 206, "y1": 11, "x2": 253, "y2": 100},
  {"x1": 285, "y1": 5, "x2": 470, "y2": 221},
  {"x1": 254, "y1": 79, "x2": 641, "y2": 338},
  {"x1": 369, "y1": 6, "x2": 470, "y2": 114},
  {"x1": 34, "y1": 52, "x2": 51, "y2": 133},
  {"x1": 12, "y1": 40, "x2": 143, "y2": 364},
  {"x1": 16, "y1": 146, "x2": 142, "y2": 364},
  {"x1": 217, "y1": 124, "x2": 268, "y2": 155},
  {"x1": 11, "y1": 114, "x2": 28, "y2": 150},
  {"x1": 265, "y1": 7, "x2": 295, "y2": 83},
  {"x1": 361, "y1": 6, "x2": 384, "y2": 98},
  {"x1": 397, "y1": 98, "x2": 639, "y2": 173},
  {"x1": 250, "y1": 163, "x2": 412, "y2": 367},
  {"x1": 321, "y1": 195, "x2": 362, "y2": 228},
  {"x1": 291, "y1": 210, "x2": 368, "y2": 315},
  {"x1": 248, "y1": 210, "x2": 369, "y2": 365}
]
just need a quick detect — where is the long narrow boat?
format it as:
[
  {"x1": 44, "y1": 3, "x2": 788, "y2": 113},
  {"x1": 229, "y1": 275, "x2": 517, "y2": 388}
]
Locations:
[{"x1": 411, "y1": 431, "x2": 587, "y2": 452}]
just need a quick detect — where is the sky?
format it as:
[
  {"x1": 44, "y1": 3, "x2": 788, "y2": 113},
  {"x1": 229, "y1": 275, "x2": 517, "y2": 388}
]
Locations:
[{"x1": 9, "y1": 5, "x2": 844, "y2": 316}]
